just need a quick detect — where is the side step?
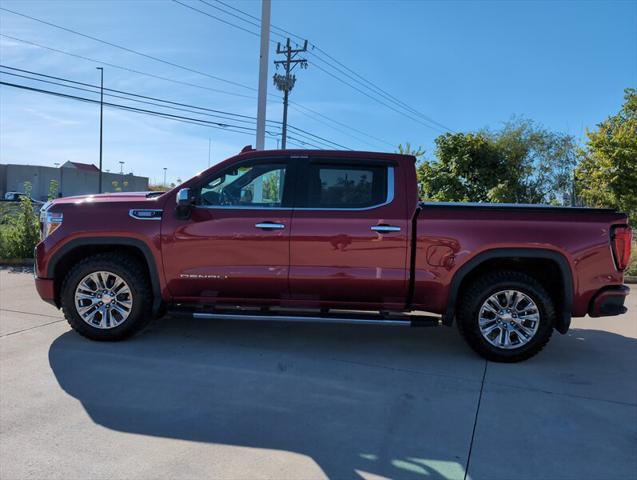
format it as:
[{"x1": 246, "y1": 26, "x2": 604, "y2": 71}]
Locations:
[{"x1": 169, "y1": 307, "x2": 441, "y2": 328}]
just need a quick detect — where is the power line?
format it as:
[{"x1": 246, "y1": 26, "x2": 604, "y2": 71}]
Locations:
[
  {"x1": 310, "y1": 61, "x2": 446, "y2": 134},
  {"x1": 197, "y1": 0, "x2": 262, "y2": 33},
  {"x1": 0, "y1": 34, "x2": 256, "y2": 101},
  {"x1": 172, "y1": 1, "x2": 408, "y2": 143},
  {"x1": 0, "y1": 6, "x2": 257, "y2": 92},
  {"x1": 172, "y1": 0, "x2": 260, "y2": 38},
  {"x1": 0, "y1": 66, "x2": 347, "y2": 149},
  {"x1": 306, "y1": 51, "x2": 453, "y2": 132},
  {"x1": 1, "y1": 34, "x2": 377, "y2": 149},
  {"x1": 192, "y1": 0, "x2": 453, "y2": 133},
  {"x1": 0, "y1": 80, "x2": 263, "y2": 136},
  {"x1": 0, "y1": 3, "x2": 383, "y2": 148},
  {"x1": 1, "y1": 80, "x2": 323, "y2": 148},
  {"x1": 213, "y1": 0, "x2": 304, "y2": 43},
  {"x1": 310, "y1": 45, "x2": 453, "y2": 131},
  {"x1": 0, "y1": 70, "x2": 255, "y2": 130},
  {"x1": 288, "y1": 101, "x2": 394, "y2": 148},
  {"x1": 0, "y1": 34, "x2": 256, "y2": 100},
  {"x1": 1, "y1": 65, "x2": 257, "y2": 123},
  {"x1": 0, "y1": 65, "x2": 342, "y2": 150}
]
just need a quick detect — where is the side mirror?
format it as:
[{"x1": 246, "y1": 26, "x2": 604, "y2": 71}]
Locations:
[
  {"x1": 176, "y1": 188, "x2": 192, "y2": 207},
  {"x1": 176, "y1": 188, "x2": 193, "y2": 219}
]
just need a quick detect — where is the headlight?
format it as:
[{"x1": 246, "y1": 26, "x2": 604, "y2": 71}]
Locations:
[{"x1": 40, "y1": 210, "x2": 63, "y2": 240}]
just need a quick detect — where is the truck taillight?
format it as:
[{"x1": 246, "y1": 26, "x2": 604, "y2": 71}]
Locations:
[{"x1": 611, "y1": 225, "x2": 632, "y2": 271}]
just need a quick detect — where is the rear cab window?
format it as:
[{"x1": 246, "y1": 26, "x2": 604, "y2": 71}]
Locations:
[{"x1": 298, "y1": 160, "x2": 391, "y2": 209}]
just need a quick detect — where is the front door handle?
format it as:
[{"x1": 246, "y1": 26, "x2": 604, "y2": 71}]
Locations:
[
  {"x1": 371, "y1": 224, "x2": 401, "y2": 232},
  {"x1": 255, "y1": 222, "x2": 285, "y2": 230}
]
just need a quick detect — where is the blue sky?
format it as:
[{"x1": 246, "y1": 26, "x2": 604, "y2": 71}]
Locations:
[{"x1": 1, "y1": 0, "x2": 635, "y2": 185}]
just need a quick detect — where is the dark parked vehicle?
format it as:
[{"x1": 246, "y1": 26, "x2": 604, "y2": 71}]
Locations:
[
  {"x1": 34, "y1": 148, "x2": 632, "y2": 361},
  {"x1": 2, "y1": 191, "x2": 44, "y2": 205}
]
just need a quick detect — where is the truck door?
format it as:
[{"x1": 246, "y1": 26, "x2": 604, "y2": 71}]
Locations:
[
  {"x1": 162, "y1": 156, "x2": 294, "y2": 303},
  {"x1": 288, "y1": 157, "x2": 409, "y2": 310}
]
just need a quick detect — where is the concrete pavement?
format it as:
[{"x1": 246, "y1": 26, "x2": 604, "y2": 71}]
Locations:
[{"x1": 1, "y1": 267, "x2": 636, "y2": 480}]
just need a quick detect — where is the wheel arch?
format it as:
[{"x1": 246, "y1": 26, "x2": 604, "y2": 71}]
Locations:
[
  {"x1": 444, "y1": 248, "x2": 573, "y2": 334},
  {"x1": 48, "y1": 237, "x2": 163, "y2": 316}
]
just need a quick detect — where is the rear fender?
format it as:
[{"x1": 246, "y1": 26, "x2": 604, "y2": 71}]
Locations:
[{"x1": 444, "y1": 248, "x2": 573, "y2": 334}]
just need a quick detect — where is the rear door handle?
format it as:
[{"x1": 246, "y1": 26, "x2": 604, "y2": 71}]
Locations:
[
  {"x1": 371, "y1": 224, "x2": 401, "y2": 232},
  {"x1": 255, "y1": 222, "x2": 285, "y2": 230}
]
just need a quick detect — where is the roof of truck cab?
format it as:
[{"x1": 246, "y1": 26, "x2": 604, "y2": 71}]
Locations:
[{"x1": 232, "y1": 149, "x2": 416, "y2": 163}]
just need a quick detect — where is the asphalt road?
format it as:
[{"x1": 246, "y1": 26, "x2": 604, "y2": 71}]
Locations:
[{"x1": 1, "y1": 266, "x2": 636, "y2": 480}]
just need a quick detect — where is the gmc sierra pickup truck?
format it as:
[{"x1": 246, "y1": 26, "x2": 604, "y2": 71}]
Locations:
[{"x1": 34, "y1": 148, "x2": 632, "y2": 362}]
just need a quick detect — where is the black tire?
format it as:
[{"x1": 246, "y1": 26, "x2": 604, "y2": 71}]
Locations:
[
  {"x1": 457, "y1": 270, "x2": 554, "y2": 362},
  {"x1": 60, "y1": 253, "x2": 153, "y2": 341}
]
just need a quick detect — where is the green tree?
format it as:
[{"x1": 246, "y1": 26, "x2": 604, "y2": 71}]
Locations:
[
  {"x1": 417, "y1": 118, "x2": 578, "y2": 204},
  {"x1": 417, "y1": 132, "x2": 504, "y2": 202},
  {"x1": 576, "y1": 88, "x2": 637, "y2": 221},
  {"x1": 397, "y1": 142, "x2": 426, "y2": 159},
  {"x1": 48, "y1": 179, "x2": 59, "y2": 200},
  {"x1": 490, "y1": 119, "x2": 578, "y2": 204}
]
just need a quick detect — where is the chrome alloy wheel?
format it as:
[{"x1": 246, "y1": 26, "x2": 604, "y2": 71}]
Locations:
[
  {"x1": 478, "y1": 290, "x2": 540, "y2": 349},
  {"x1": 74, "y1": 271, "x2": 133, "y2": 329}
]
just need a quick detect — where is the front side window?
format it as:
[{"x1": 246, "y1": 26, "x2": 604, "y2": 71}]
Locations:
[
  {"x1": 199, "y1": 162, "x2": 286, "y2": 208},
  {"x1": 305, "y1": 163, "x2": 388, "y2": 209}
]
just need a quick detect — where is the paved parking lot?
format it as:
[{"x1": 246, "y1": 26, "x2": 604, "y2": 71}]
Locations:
[{"x1": 1, "y1": 266, "x2": 636, "y2": 480}]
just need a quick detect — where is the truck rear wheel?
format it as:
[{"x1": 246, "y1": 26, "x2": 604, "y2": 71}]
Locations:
[
  {"x1": 60, "y1": 253, "x2": 153, "y2": 341},
  {"x1": 457, "y1": 270, "x2": 554, "y2": 362}
]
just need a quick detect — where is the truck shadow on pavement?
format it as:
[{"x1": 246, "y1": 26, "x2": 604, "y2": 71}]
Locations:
[{"x1": 47, "y1": 317, "x2": 636, "y2": 479}]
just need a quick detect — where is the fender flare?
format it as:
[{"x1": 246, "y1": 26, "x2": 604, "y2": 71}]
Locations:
[
  {"x1": 443, "y1": 248, "x2": 573, "y2": 334},
  {"x1": 47, "y1": 237, "x2": 163, "y2": 315}
]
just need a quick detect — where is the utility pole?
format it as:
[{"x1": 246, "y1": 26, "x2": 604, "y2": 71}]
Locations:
[
  {"x1": 208, "y1": 137, "x2": 212, "y2": 167},
  {"x1": 163, "y1": 167, "x2": 167, "y2": 187},
  {"x1": 255, "y1": 0, "x2": 271, "y2": 151},
  {"x1": 96, "y1": 67, "x2": 104, "y2": 193},
  {"x1": 119, "y1": 161, "x2": 124, "y2": 191},
  {"x1": 273, "y1": 38, "x2": 308, "y2": 149}
]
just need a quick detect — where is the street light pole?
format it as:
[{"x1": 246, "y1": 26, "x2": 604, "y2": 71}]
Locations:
[
  {"x1": 163, "y1": 167, "x2": 167, "y2": 187},
  {"x1": 96, "y1": 67, "x2": 104, "y2": 193}
]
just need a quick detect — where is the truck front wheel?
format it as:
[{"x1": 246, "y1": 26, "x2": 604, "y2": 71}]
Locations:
[
  {"x1": 457, "y1": 270, "x2": 555, "y2": 362},
  {"x1": 60, "y1": 253, "x2": 153, "y2": 341}
]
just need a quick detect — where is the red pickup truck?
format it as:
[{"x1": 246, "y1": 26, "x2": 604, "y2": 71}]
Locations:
[{"x1": 34, "y1": 148, "x2": 632, "y2": 362}]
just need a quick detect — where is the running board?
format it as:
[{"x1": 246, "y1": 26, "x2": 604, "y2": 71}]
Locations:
[{"x1": 170, "y1": 309, "x2": 441, "y2": 328}]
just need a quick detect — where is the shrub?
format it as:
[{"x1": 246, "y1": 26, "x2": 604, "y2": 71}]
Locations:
[{"x1": 0, "y1": 182, "x2": 40, "y2": 260}]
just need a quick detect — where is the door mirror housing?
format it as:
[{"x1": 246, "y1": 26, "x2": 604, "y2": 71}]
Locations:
[
  {"x1": 176, "y1": 188, "x2": 192, "y2": 207},
  {"x1": 176, "y1": 188, "x2": 193, "y2": 219}
]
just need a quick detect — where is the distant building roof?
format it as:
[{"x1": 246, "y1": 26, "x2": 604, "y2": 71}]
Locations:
[{"x1": 61, "y1": 161, "x2": 99, "y2": 172}]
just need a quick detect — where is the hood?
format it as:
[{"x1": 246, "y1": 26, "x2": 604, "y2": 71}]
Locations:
[{"x1": 47, "y1": 191, "x2": 163, "y2": 206}]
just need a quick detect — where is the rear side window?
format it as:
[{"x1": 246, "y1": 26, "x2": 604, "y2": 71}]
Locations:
[{"x1": 304, "y1": 163, "x2": 389, "y2": 209}]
